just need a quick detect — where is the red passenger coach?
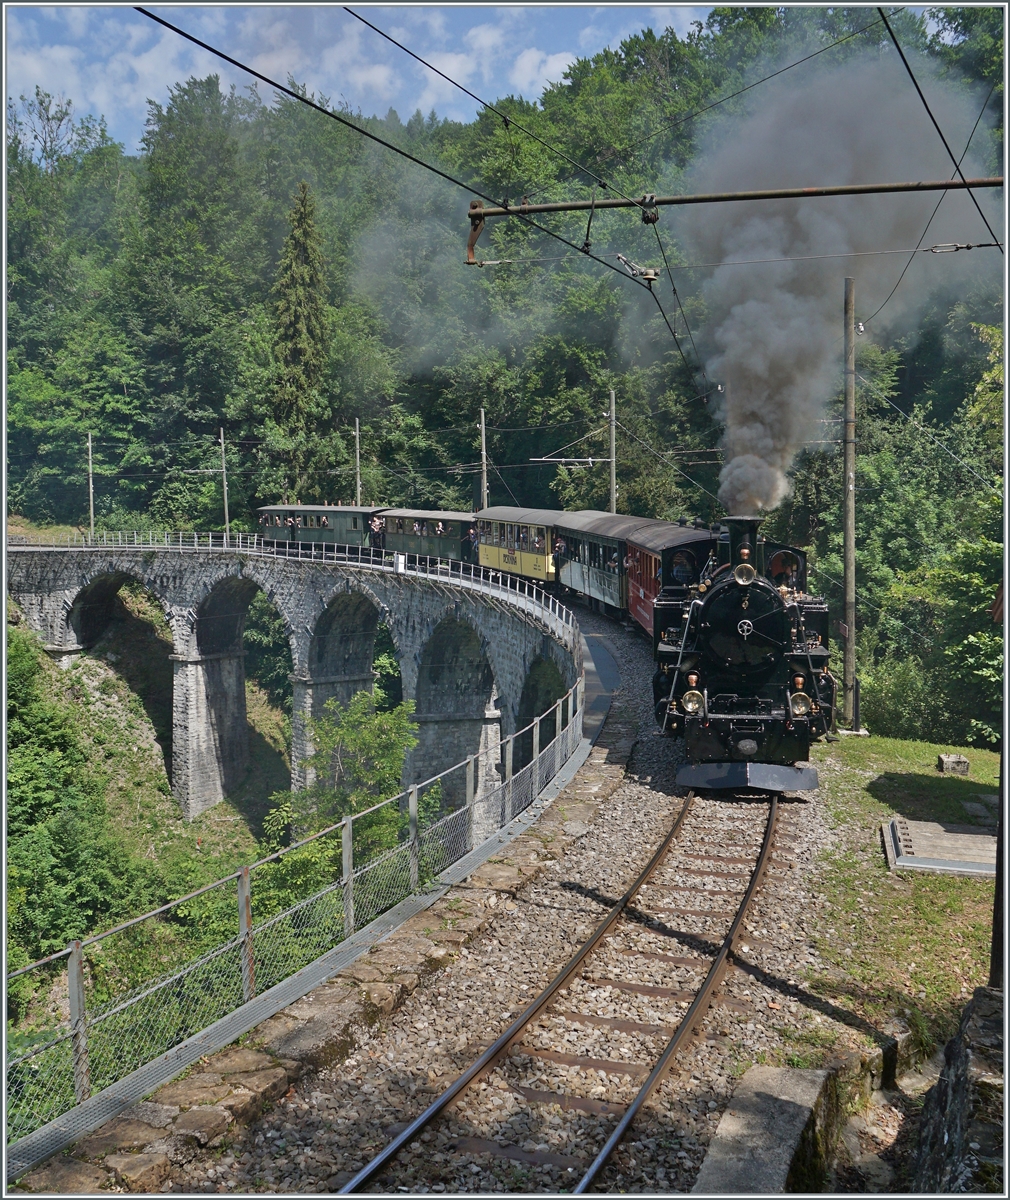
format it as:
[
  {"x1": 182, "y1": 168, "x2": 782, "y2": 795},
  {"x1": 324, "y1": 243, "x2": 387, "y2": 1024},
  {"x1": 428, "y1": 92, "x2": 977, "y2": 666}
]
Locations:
[{"x1": 626, "y1": 542, "x2": 662, "y2": 634}]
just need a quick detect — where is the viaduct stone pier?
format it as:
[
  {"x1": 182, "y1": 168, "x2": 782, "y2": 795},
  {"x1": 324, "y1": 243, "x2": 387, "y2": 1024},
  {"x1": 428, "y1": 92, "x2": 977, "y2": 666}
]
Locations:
[{"x1": 7, "y1": 542, "x2": 581, "y2": 820}]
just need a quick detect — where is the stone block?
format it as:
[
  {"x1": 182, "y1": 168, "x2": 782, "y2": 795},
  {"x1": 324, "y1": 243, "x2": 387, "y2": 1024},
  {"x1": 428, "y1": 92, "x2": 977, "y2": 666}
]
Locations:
[
  {"x1": 226, "y1": 1067, "x2": 288, "y2": 1102},
  {"x1": 171, "y1": 1105, "x2": 232, "y2": 1145},
  {"x1": 470, "y1": 862, "x2": 521, "y2": 891},
  {"x1": 105, "y1": 1151, "x2": 171, "y2": 1192},
  {"x1": 692, "y1": 1067, "x2": 829, "y2": 1194},
  {"x1": 363, "y1": 982, "x2": 401, "y2": 1015},
  {"x1": 75, "y1": 1117, "x2": 165, "y2": 1159},
  {"x1": 428, "y1": 929, "x2": 468, "y2": 946},
  {"x1": 334, "y1": 961, "x2": 386, "y2": 984},
  {"x1": 262, "y1": 1015, "x2": 355, "y2": 1067},
  {"x1": 218, "y1": 1087, "x2": 260, "y2": 1121},
  {"x1": 207, "y1": 1046, "x2": 276, "y2": 1075},
  {"x1": 368, "y1": 948, "x2": 425, "y2": 970},
  {"x1": 938, "y1": 753, "x2": 970, "y2": 775},
  {"x1": 139, "y1": 1135, "x2": 197, "y2": 1166},
  {"x1": 21, "y1": 1157, "x2": 109, "y2": 1193},
  {"x1": 119, "y1": 1100, "x2": 179, "y2": 1129},
  {"x1": 278, "y1": 1057, "x2": 303, "y2": 1080},
  {"x1": 152, "y1": 1074, "x2": 231, "y2": 1108},
  {"x1": 394, "y1": 972, "x2": 420, "y2": 994}
]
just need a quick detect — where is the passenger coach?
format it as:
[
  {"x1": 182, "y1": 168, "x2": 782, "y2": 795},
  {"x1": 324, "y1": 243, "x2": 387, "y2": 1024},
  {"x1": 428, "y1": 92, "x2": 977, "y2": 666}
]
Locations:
[{"x1": 256, "y1": 504, "x2": 383, "y2": 547}]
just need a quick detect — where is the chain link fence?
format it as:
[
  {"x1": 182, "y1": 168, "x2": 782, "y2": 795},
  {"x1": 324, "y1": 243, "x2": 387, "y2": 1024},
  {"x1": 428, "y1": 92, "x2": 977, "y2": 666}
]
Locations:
[{"x1": 6, "y1": 681, "x2": 583, "y2": 1146}]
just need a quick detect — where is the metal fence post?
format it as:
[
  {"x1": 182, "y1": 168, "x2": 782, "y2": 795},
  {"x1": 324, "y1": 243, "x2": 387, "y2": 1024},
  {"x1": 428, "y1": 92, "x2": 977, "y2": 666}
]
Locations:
[
  {"x1": 342, "y1": 816, "x2": 355, "y2": 937},
  {"x1": 532, "y1": 716, "x2": 540, "y2": 795},
  {"x1": 504, "y1": 736, "x2": 514, "y2": 823},
  {"x1": 238, "y1": 867, "x2": 255, "y2": 1002},
  {"x1": 409, "y1": 785, "x2": 419, "y2": 891},
  {"x1": 466, "y1": 756, "x2": 476, "y2": 850},
  {"x1": 68, "y1": 941, "x2": 91, "y2": 1103}
]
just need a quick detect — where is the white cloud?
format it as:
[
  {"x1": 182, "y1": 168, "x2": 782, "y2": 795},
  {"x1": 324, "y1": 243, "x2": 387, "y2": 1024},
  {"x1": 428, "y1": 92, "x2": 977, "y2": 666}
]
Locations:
[
  {"x1": 6, "y1": 5, "x2": 708, "y2": 147},
  {"x1": 649, "y1": 6, "x2": 711, "y2": 38},
  {"x1": 509, "y1": 47, "x2": 574, "y2": 98}
]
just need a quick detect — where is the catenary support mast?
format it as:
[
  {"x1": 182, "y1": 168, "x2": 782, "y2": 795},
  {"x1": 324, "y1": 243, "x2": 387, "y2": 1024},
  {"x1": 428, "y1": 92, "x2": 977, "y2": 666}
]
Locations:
[
  {"x1": 609, "y1": 389, "x2": 617, "y2": 514},
  {"x1": 87, "y1": 432, "x2": 95, "y2": 542},
  {"x1": 355, "y1": 418, "x2": 362, "y2": 506},
  {"x1": 220, "y1": 427, "x2": 230, "y2": 549},
  {"x1": 843, "y1": 279, "x2": 856, "y2": 726},
  {"x1": 480, "y1": 407, "x2": 489, "y2": 510}
]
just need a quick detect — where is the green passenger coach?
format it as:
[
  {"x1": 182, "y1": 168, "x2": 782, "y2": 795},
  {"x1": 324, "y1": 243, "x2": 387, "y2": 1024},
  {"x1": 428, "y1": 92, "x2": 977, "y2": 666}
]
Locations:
[{"x1": 256, "y1": 505, "x2": 384, "y2": 547}]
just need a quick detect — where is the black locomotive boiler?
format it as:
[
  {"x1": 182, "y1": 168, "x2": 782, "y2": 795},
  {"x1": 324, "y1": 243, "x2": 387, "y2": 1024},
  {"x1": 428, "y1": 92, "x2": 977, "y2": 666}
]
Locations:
[{"x1": 652, "y1": 515, "x2": 836, "y2": 792}]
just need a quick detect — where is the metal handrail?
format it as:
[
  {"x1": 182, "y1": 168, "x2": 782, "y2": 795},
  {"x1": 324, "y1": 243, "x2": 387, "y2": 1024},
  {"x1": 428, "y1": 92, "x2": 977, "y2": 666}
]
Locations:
[
  {"x1": 7, "y1": 532, "x2": 576, "y2": 638},
  {"x1": 6, "y1": 675, "x2": 581, "y2": 983}
]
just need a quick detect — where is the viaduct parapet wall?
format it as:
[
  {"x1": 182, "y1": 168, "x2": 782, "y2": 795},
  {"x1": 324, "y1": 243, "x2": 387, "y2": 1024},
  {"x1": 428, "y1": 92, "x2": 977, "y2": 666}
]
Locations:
[{"x1": 7, "y1": 545, "x2": 581, "y2": 820}]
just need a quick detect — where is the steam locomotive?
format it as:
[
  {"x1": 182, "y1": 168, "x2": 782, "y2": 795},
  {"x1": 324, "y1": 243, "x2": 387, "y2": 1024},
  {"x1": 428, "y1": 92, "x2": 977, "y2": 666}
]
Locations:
[
  {"x1": 651, "y1": 515, "x2": 834, "y2": 793},
  {"x1": 257, "y1": 504, "x2": 835, "y2": 792}
]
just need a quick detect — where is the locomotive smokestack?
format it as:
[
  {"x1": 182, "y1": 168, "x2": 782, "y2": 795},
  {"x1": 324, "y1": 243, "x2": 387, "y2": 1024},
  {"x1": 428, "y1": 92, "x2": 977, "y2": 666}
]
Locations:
[{"x1": 721, "y1": 515, "x2": 766, "y2": 575}]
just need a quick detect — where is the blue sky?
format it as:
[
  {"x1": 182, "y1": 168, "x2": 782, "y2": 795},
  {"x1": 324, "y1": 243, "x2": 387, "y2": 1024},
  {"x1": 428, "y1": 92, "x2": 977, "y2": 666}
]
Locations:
[{"x1": 6, "y1": 5, "x2": 713, "y2": 152}]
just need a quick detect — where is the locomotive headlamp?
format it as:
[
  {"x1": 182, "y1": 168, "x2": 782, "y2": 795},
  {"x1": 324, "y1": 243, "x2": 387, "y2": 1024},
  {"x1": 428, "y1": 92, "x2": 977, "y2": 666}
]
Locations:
[
  {"x1": 686, "y1": 672, "x2": 700, "y2": 687},
  {"x1": 733, "y1": 563, "x2": 756, "y2": 586},
  {"x1": 789, "y1": 692, "x2": 813, "y2": 717},
  {"x1": 681, "y1": 690, "x2": 704, "y2": 714},
  {"x1": 792, "y1": 674, "x2": 806, "y2": 690},
  {"x1": 739, "y1": 546, "x2": 751, "y2": 560}
]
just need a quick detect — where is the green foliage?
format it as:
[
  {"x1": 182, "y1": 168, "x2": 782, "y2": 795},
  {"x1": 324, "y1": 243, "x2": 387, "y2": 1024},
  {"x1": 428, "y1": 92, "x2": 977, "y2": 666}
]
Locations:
[
  {"x1": 300, "y1": 690, "x2": 418, "y2": 829},
  {"x1": 243, "y1": 590, "x2": 294, "y2": 712},
  {"x1": 6, "y1": 628, "x2": 154, "y2": 966}
]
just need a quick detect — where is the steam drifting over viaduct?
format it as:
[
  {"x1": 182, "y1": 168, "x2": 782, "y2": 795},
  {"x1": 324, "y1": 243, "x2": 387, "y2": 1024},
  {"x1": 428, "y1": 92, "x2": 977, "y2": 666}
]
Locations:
[{"x1": 7, "y1": 543, "x2": 581, "y2": 819}]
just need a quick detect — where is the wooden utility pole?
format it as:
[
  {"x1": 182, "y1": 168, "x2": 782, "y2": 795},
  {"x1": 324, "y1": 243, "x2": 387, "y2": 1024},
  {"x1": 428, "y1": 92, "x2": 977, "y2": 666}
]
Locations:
[
  {"x1": 219, "y1": 427, "x2": 230, "y2": 548},
  {"x1": 354, "y1": 418, "x2": 361, "y2": 506},
  {"x1": 609, "y1": 389, "x2": 617, "y2": 514},
  {"x1": 479, "y1": 407, "x2": 489, "y2": 510},
  {"x1": 843, "y1": 279, "x2": 856, "y2": 726},
  {"x1": 87, "y1": 432, "x2": 95, "y2": 542}
]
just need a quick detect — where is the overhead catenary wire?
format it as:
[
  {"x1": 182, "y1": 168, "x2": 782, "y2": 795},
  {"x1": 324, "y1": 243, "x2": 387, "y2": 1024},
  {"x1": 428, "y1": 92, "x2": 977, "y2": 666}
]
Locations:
[
  {"x1": 341, "y1": 5, "x2": 704, "y2": 378},
  {"x1": 344, "y1": 6, "x2": 609, "y2": 192},
  {"x1": 468, "y1": 239, "x2": 1001, "y2": 271},
  {"x1": 863, "y1": 80, "x2": 999, "y2": 325},
  {"x1": 854, "y1": 372, "x2": 1000, "y2": 495},
  {"x1": 614, "y1": 420, "x2": 722, "y2": 503},
  {"x1": 877, "y1": 7, "x2": 1003, "y2": 254},
  {"x1": 606, "y1": 17, "x2": 886, "y2": 165},
  {"x1": 810, "y1": 566, "x2": 932, "y2": 648},
  {"x1": 651, "y1": 223, "x2": 707, "y2": 385},
  {"x1": 133, "y1": 8, "x2": 665, "y2": 305}
]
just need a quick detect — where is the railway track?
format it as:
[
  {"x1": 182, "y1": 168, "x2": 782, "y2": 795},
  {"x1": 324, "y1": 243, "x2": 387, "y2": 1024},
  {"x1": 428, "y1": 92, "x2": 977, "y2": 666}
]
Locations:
[{"x1": 340, "y1": 788, "x2": 781, "y2": 1194}]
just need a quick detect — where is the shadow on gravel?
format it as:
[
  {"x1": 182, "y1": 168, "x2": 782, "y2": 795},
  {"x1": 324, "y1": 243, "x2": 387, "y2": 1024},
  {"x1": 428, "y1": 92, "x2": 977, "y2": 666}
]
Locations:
[{"x1": 560, "y1": 880, "x2": 901, "y2": 1057}]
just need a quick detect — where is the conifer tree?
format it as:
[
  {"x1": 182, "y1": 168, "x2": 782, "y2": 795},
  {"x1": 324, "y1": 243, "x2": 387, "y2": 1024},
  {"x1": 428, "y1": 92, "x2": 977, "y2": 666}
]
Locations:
[{"x1": 273, "y1": 181, "x2": 327, "y2": 495}]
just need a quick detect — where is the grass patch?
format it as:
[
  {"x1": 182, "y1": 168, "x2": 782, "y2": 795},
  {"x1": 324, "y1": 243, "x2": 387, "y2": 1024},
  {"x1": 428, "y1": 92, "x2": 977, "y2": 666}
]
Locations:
[{"x1": 799, "y1": 734, "x2": 996, "y2": 1054}]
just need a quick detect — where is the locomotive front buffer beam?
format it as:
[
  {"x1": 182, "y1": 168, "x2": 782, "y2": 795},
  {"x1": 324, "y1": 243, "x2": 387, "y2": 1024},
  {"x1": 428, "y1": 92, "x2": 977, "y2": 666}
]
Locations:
[{"x1": 676, "y1": 761, "x2": 819, "y2": 792}]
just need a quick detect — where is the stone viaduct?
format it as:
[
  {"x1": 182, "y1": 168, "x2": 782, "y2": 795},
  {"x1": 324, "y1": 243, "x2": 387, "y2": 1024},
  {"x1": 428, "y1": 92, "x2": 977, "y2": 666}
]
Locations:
[{"x1": 6, "y1": 545, "x2": 582, "y2": 820}]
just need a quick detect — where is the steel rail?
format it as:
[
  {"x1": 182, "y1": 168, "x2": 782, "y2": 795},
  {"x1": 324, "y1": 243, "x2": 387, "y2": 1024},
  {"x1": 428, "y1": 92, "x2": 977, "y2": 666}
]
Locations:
[
  {"x1": 339, "y1": 792, "x2": 698, "y2": 1193},
  {"x1": 471, "y1": 177, "x2": 1003, "y2": 218},
  {"x1": 573, "y1": 794, "x2": 780, "y2": 1192}
]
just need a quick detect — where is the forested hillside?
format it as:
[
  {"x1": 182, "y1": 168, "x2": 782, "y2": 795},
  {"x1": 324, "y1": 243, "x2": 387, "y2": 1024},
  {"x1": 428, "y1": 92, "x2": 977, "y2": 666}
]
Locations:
[{"x1": 7, "y1": 5, "x2": 1003, "y2": 745}]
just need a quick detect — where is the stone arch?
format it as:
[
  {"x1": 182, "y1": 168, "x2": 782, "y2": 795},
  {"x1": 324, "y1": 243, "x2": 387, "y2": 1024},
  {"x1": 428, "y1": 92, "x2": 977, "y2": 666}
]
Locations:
[
  {"x1": 290, "y1": 587, "x2": 391, "y2": 791},
  {"x1": 67, "y1": 570, "x2": 172, "y2": 650},
  {"x1": 412, "y1": 616, "x2": 500, "y2": 807},
  {"x1": 312, "y1": 591, "x2": 380, "y2": 682},
  {"x1": 514, "y1": 657, "x2": 567, "y2": 770},
  {"x1": 195, "y1": 575, "x2": 261, "y2": 656}
]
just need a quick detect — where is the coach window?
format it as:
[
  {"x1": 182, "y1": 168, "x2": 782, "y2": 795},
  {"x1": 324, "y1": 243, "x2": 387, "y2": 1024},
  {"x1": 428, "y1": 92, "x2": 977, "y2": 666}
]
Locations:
[{"x1": 518, "y1": 526, "x2": 529, "y2": 551}]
